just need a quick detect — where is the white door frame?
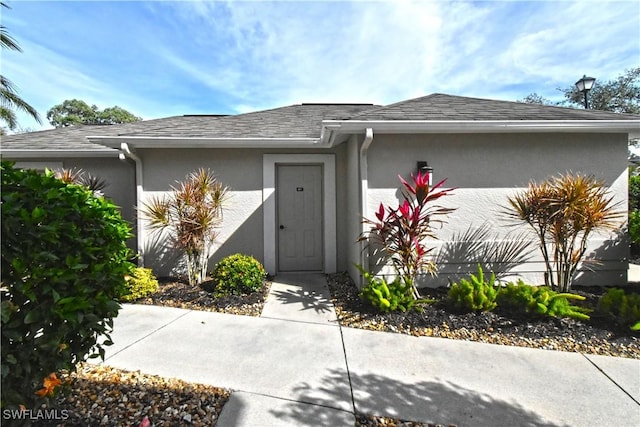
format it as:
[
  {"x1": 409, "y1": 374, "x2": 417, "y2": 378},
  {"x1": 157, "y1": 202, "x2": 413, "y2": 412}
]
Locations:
[{"x1": 263, "y1": 154, "x2": 336, "y2": 275}]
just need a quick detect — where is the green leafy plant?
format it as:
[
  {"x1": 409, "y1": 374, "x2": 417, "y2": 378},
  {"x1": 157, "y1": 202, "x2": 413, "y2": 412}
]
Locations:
[
  {"x1": 447, "y1": 264, "x2": 498, "y2": 311},
  {"x1": 141, "y1": 168, "x2": 229, "y2": 287},
  {"x1": 210, "y1": 254, "x2": 266, "y2": 296},
  {"x1": 497, "y1": 280, "x2": 591, "y2": 321},
  {"x1": 53, "y1": 167, "x2": 108, "y2": 195},
  {"x1": 597, "y1": 288, "x2": 640, "y2": 330},
  {"x1": 120, "y1": 267, "x2": 159, "y2": 302},
  {"x1": 505, "y1": 173, "x2": 622, "y2": 292},
  {"x1": 359, "y1": 170, "x2": 455, "y2": 299},
  {"x1": 630, "y1": 210, "x2": 640, "y2": 245},
  {"x1": 629, "y1": 173, "x2": 640, "y2": 212},
  {"x1": 356, "y1": 265, "x2": 433, "y2": 313},
  {"x1": 1, "y1": 161, "x2": 134, "y2": 410}
]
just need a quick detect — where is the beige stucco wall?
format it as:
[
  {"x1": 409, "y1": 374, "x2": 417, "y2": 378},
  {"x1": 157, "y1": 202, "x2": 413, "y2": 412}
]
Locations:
[
  {"x1": 10, "y1": 157, "x2": 137, "y2": 249},
  {"x1": 365, "y1": 132, "x2": 629, "y2": 287},
  {"x1": 139, "y1": 146, "x2": 353, "y2": 277}
]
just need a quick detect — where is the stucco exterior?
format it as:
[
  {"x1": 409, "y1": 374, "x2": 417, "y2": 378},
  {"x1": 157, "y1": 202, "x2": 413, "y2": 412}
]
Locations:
[
  {"x1": 136, "y1": 146, "x2": 356, "y2": 277},
  {"x1": 4, "y1": 94, "x2": 638, "y2": 287},
  {"x1": 364, "y1": 132, "x2": 629, "y2": 286}
]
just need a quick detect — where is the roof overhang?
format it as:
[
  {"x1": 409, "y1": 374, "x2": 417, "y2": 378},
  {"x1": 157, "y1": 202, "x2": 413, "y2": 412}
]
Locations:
[
  {"x1": 320, "y1": 119, "x2": 640, "y2": 146},
  {"x1": 87, "y1": 136, "x2": 321, "y2": 149},
  {"x1": 1, "y1": 149, "x2": 120, "y2": 159}
]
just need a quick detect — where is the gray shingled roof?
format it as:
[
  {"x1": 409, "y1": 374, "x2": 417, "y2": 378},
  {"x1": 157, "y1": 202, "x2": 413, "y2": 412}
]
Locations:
[
  {"x1": 114, "y1": 104, "x2": 377, "y2": 138},
  {"x1": 349, "y1": 93, "x2": 640, "y2": 121},
  {"x1": 2, "y1": 93, "x2": 638, "y2": 153},
  {"x1": 0, "y1": 117, "x2": 191, "y2": 151}
]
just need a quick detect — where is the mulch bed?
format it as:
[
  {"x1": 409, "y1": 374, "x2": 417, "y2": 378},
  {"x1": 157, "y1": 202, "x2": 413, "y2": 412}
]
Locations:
[
  {"x1": 134, "y1": 277, "x2": 271, "y2": 317},
  {"x1": 328, "y1": 272, "x2": 640, "y2": 359}
]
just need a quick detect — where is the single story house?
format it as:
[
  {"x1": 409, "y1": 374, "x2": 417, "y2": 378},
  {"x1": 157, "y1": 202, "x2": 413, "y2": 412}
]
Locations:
[{"x1": 3, "y1": 94, "x2": 640, "y2": 287}]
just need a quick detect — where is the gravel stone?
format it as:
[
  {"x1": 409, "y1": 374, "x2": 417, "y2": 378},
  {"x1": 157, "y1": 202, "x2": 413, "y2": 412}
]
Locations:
[
  {"x1": 31, "y1": 364, "x2": 230, "y2": 426},
  {"x1": 327, "y1": 272, "x2": 640, "y2": 359}
]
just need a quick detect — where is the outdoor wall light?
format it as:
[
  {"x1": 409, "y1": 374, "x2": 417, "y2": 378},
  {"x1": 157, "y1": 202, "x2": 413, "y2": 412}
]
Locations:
[
  {"x1": 417, "y1": 161, "x2": 433, "y2": 186},
  {"x1": 575, "y1": 75, "x2": 596, "y2": 109}
]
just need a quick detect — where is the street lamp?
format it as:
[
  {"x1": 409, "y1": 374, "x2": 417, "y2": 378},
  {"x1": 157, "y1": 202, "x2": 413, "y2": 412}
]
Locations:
[{"x1": 575, "y1": 75, "x2": 596, "y2": 109}]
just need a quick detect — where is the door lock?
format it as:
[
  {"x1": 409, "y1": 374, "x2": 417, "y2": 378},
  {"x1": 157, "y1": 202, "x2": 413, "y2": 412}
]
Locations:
[{"x1": 279, "y1": 225, "x2": 285, "y2": 230}]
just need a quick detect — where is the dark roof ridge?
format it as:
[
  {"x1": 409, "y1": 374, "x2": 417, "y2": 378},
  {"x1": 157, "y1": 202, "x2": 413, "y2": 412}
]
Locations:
[
  {"x1": 345, "y1": 92, "x2": 640, "y2": 121},
  {"x1": 182, "y1": 114, "x2": 229, "y2": 117},
  {"x1": 431, "y1": 93, "x2": 640, "y2": 118}
]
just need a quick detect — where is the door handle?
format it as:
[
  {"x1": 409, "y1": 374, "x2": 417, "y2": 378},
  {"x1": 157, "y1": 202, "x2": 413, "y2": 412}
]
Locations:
[{"x1": 279, "y1": 225, "x2": 285, "y2": 230}]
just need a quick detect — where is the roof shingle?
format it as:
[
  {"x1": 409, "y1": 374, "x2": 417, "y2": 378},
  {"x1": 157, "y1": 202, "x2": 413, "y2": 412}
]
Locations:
[
  {"x1": 349, "y1": 93, "x2": 640, "y2": 121},
  {"x1": 2, "y1": 94, "x2": 638, "y2": 152}
]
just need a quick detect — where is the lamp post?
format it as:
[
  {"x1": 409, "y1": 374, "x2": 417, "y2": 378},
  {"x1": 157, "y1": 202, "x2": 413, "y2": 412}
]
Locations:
[{"x1": 575, "y1": 75, "x2": 596, "y2": 109}]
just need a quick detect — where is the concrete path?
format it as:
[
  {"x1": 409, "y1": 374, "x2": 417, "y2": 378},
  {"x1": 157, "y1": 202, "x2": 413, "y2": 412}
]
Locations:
[{"x1": 97, "y1": 274, "x2": 640, "y2": 426}]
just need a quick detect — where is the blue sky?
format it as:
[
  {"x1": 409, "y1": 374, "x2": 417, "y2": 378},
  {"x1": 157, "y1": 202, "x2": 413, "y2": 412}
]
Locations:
[{"x1": 2, "y1": 0, "x2": 639, "y2": 132}]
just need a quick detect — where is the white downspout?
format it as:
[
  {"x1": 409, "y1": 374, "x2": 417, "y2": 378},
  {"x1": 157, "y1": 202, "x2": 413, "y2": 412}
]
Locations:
[
  {"x1": 359, "y1": 128, "x2": 374, "y2": 286},
  {"x1": 119, "y1": 143, "x2": 145, "y2": 267}
]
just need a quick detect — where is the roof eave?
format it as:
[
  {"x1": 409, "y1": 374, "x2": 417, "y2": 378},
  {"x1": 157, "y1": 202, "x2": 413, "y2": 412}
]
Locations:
[
  {"x1": 321, "y1": 120, "x2": 640, "y2": 137},
  {"x1": 87, "y1": 136, "x2": 322, "y2": 149},
  {"x1": 1, "y1": 149, "x2": 120, "y2": 158}
]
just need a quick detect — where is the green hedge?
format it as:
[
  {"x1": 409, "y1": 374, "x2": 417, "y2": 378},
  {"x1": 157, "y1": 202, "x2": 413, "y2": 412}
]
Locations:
[{"x1": 1, "y1": 162, "x2": 134, "y2": 409}]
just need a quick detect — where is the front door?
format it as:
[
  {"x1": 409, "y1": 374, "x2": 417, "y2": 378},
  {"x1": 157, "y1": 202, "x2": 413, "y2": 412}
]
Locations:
[{"x1": 277, "y1": 165, "x2": 323, "y2": 271}]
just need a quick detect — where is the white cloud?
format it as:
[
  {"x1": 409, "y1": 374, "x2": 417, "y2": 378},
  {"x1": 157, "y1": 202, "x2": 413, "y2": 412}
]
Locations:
[{"x1": 3, "y1": 0, "x2": 639, "y2": 130}]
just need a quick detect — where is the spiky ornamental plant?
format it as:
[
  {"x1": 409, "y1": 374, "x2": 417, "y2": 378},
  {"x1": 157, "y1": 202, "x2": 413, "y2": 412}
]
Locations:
[
  {"x1": 141, "y1": 169, "x2": 229, "y2": 286},
  {"x1": 53, "y1": 167, "x2": 108, "y2": 196},
  {"x1": 506, "y1": 173, "x2": 621, "y2": 292},
  {"x1": 360, "y1": 171, "x2": 455, "y2": 299}
]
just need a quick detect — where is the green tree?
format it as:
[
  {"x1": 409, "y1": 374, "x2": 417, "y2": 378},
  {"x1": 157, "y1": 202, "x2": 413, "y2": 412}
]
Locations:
[
  {"x1": 561, "y1": 68, "x2": 639, "y2": 113},
  {"x1": 519, "y1": 67, "x2": 640, "y2": 114},
  {"x1": 47, "y1": 99, "x2": 141, "y2": 127},
  {"x1": 0, "y1": 2, "x2": 42, "y2": 132},
  {"x1": 97, "y1": 106, "x2": 141, "y2": 125}
]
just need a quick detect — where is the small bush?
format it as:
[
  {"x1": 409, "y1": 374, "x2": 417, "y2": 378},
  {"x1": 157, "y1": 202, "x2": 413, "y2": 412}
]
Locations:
[
  {"x1": 356, "y1": 266, "x2": 432, "y2": 313},
  {"x1": 629, "y1": 174, "x2": 640, "y2": 212},
  {"x1": 598, "y1": 288, "x2": 640, "y2": 330},
  {"x1": 497, "y1": 281, "x2": 591, "y2": 321},
  {"x1": 630, "y1": 210, "x2": 640, "y2": 245},
  {"x1": 121, "y1": 268, "x2": 159, "y2": 302},
  {"x1": 448, "y1": 264, "x2": 498, "y2": 312},
  {"x1": 1, "y1": 162, "x2": 134, "y2": 410},
  {"x1": 210, "y1": 254, "x2": 266, "y2": 296}
]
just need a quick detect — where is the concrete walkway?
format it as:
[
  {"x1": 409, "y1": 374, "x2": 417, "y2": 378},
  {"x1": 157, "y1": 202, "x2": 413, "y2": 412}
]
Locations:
[{"x1": 98, "y1": 274, "x2": 640, "y2": 426}]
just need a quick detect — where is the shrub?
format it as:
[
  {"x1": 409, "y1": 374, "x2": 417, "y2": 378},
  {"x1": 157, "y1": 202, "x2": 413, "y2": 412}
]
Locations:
[
  {"x1": 629, "y1": 173, "x2": 640, "y2": 212},
  {"x1": 505, "y1": 173, "x2": 621, "y2": 292},
  {"x1": 141, "y1": 169, "x2": 229, "y2": 287},
  {"x1": 497, "y1": 281, "x2": 591, "y2": 321},
  {"x1": 359, "y1": 170, "x2": 455, "y2": 299},
  {"x1": 356, "y1": 265, "x2": 433, "y2": 313},
  {"x1": 448, "y1": 264, "x2": 498, "y2": 312},
  {"x1": 630, "y1": 210, "x2": 640, "y2": 245},
  {"x1": 120, "y1": 268, "x2": 159, "y2": 302},
  {"x1": 597, "y1": 288, "x2": 640, "y2": 330},
  {"x1": 1, "y1": 162, "x2": 134, "y2": 409},
  {"x1": 53, "y1": 167, "x2": 108, "y2": 196},
  {"x1": 210, "y1": 254, "x2": 266, "y2": 296}
]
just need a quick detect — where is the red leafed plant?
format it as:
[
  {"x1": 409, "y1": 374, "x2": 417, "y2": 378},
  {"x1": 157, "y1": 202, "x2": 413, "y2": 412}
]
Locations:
[{"x1": 360, "y1": 171, "x2": 455, "y2": 299}]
